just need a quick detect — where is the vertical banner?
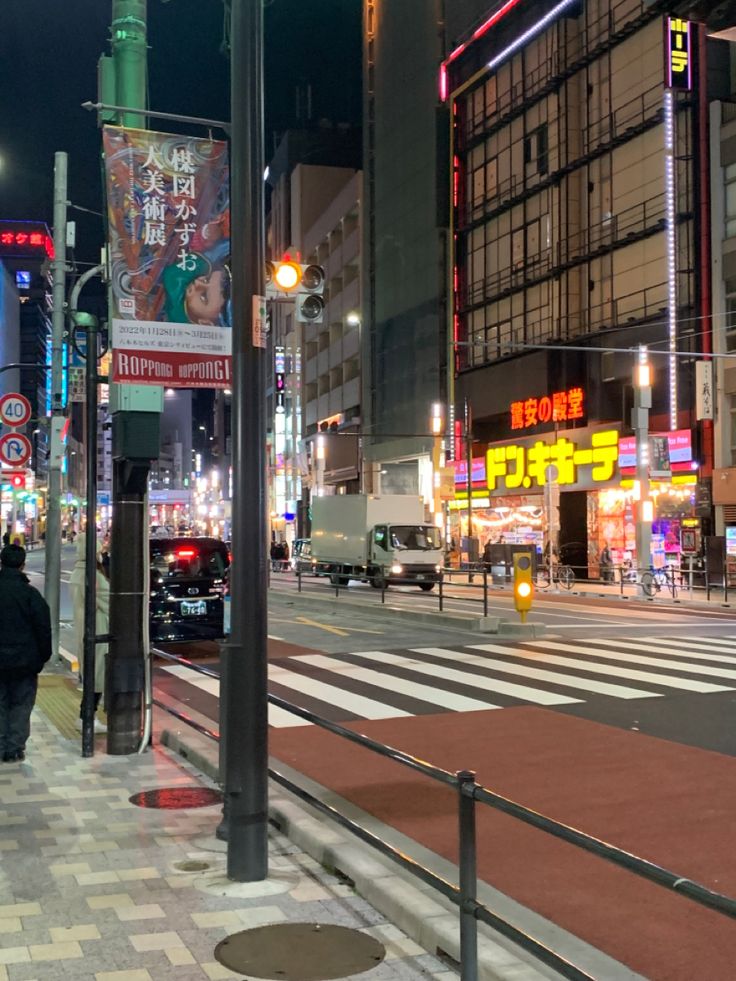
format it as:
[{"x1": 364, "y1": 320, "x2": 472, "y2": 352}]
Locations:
[
  {"x1": 695, "y1": 360, "x2": 714, "y2": 420},
  {"x1": 103, "y1": 127, "x2": 231, "y2": 387}
]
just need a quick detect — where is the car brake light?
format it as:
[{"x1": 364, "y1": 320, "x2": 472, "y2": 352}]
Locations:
[{"x1": 176, "y1": 548, "x2": 197, "y2": 559}]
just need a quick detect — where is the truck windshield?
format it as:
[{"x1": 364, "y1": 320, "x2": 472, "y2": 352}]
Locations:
[{"x1": 390, "y1": 525, "x2": 441, "y2": 550}]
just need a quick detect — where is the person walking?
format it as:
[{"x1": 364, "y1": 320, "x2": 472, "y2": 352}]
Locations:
[
  {"x1": 70, "y1": 534, "x2": 108, "y2": 733},
  {"x1": 0, "y1": 544, "x2": 52, "y2": 762},
  {"x1": 600, "y1": 541, "x2": 614, "y2": 584}
]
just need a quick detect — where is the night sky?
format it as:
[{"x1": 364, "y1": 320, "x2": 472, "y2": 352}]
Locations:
[{"x1": 0, "y1": 0, "x2": 362, "y2": 265}]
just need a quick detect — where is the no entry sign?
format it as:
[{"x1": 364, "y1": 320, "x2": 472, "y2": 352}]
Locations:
[
  {"x1": 0, "y1": 393, "x2": 31, "y2": 429},
  {"x1": 0, "y1": 432, "x2": 32, "y2": 468}
]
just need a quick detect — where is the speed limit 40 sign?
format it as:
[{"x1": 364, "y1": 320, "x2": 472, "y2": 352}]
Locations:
[{"x1": 0, "y1": 393, "x2": 31, "y2": 429}]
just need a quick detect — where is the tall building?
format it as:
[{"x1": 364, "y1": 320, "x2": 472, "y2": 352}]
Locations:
[
  {"x1": 265, "y1": 125, "x2": 361, "y2": 540},
  {"x1": 0, "y1": 263, "x2": 20, "y2": 399},
  {"x1": 361, "y1": 1, "x2": 447, "y2": 505},
  {"x1": 442, "y1": 1, "x2": 734, "y2": 573}
]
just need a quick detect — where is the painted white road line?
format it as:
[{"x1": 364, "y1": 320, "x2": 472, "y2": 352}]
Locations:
[
  {"x1": 411, "y1": 647, "x2": 659, "y2": 700},
  {"x1": 470, "y1": 642, "x2": 731, "y2": 694},
  {"x1": 268, "y1": 663, "x2": 413, "y2": 721},
  {"x1": 293, "y1": 653, "x2": 501, "y2": 713},
  {"x1": 581, "y1": 637, "x2": 736, "y2": 679},
  {"x1": 158, "y1": 665, "x2": 303, "y2": 727},
  {"x1": 523, "y1": 640, "x2": 736, "y2": 688},
  {"x1": 350, "y1": 649, "x2": 581, "y2": 706}
]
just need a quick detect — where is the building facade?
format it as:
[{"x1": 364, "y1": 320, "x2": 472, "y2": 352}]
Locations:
[{"x1": 443, "y1": 0, "x2": 731, "y2": 575}]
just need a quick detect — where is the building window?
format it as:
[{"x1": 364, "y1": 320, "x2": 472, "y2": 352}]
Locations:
[{"x1": 524, "y1": 123, "x2": 548, "y2": 176}]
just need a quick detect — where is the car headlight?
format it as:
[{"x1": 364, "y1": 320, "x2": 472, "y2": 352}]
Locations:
[
  {"x1": 435, "y1": 565, "x2": 442, "y2": 573},
  {"x1": 391, "y1": 564, "x2": 403, "y2": 575}
]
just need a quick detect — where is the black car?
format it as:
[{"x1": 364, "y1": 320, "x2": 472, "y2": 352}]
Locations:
[{"x1": 149, "y1": 537, "x2": 230, "y2": 643}]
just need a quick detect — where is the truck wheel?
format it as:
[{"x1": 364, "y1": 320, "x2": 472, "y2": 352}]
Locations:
[{"x1": 419, "y1": 583, "x2": 435, "y2": 592}]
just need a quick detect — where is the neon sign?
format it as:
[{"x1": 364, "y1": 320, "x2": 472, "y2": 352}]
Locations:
[
  {"x1": 666, "y1": 17, "x2": 691, "y2": 91},
  {"x1": 486, "y1": 430, "x2": 619, "y2": 492},
  {"x1": 0, "y1": 222, "x2": 54, "y2": 258},
  {"x1": 510, "y1": 387, "x2": 584, "y2": 430}
]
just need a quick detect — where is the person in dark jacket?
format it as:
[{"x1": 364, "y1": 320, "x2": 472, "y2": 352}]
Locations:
[{"x1": 0, "y1": 544, "x2": 52, "y2": 761}]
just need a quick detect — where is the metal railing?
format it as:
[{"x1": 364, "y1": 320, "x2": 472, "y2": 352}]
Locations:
[{"x1": 150, "y1": 644, "x2": 736, "y2": 981}]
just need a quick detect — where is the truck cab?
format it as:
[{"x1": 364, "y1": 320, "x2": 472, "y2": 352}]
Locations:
[{"x1": 369, "y1": 523, "x2": 442, "y2": 590}]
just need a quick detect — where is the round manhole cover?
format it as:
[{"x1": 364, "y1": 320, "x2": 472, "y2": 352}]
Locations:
[
  {"x1": 129, "y1": 787, "x2": 223, "y2": 809},
  {"x1": 173, "y1": 859, "x2": 212, "y2": 873},
  {"x1": 215, "y1": 922, "x2": 385, "y2": 980}
]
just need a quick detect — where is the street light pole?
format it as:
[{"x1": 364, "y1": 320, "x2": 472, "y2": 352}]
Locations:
[
  {"x1": 224, "y1": 0, "x2": 268, "y2": 881},
  {"x1": 633, "y1": 345, "x2": 652, "y2": 593},
  {"x1": 45, "y1": 151, "x2": 68, "y2": 664}
]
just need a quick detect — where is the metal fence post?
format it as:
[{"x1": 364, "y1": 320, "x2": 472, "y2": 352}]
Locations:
[
  {"x1": 381, "y1": 566, "x2": 386, "y2": 605},
  {"x1": 482, "y1": 567, "x2": 488, "y2": 618},
  {"x1": 439, "y1": 570, "x2": 444, "y2": 612},
  {"x1": 297, "y1": 566, "x2": 302, "y2": 594},
  {"x1": 724, "y1": 560, "x2": 729, "y2": 605},
  {"x1": 457, "y1": 770, "x2": 478, "y2": 981},
  {"x1": 706, "y1": 556, "x2": 711, "y2": 602}
]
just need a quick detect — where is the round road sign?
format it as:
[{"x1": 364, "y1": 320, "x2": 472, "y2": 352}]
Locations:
[
  {"x1": 0, "y1": 393, "x2": 31, "y2": 428},
  {"x1": 0, "y1": 433, "x2": 32, "y2": 469}
]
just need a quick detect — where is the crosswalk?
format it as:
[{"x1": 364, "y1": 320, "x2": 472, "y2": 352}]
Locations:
[{"x1": 158, "y1": 634, "x2": 736, "y2": 728}]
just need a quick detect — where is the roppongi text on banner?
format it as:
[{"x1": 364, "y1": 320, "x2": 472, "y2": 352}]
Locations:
[{"x1": 103, "y1": 127, "x2": 231, "y2": 388}]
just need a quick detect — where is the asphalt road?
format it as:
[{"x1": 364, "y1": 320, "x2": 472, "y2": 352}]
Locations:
[{"x1": 25, "y1": 544, "x2": 76, "y2": 622}]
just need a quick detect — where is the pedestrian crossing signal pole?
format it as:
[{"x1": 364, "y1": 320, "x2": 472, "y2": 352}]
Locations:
[{"x1": 513, "y1": 551, "x2": 534, "y2": 624}]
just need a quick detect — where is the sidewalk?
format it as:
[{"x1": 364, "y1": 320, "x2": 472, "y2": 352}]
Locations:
[{"x1": 0, "y1": 673, "x2": 457, "y2": 981}]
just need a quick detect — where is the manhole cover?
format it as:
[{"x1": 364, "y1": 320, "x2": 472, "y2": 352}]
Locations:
[
  {"x1": 215, "y1": 922, "x2": 385, "y2": 980},
  {"x1": 129, "y1": 787, "x2": 223, "y2": 809},
  {"x1": 173, "y1": 859, "x2": 212, "y2": 872}
]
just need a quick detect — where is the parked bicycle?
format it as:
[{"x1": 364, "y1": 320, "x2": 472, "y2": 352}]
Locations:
[
  {"x1": 640, "y1": 565, "x2": 677, "y2": 599},
  {"x1": 536, "y1": 562, "x2": 575, "y2": 590}
]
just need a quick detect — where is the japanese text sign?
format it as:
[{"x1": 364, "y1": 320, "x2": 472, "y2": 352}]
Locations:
[
  {"x1": 484, "y1": 430, "x2": 619, "y2": 494},
  {"x1": 666, "y1": 17, "x2": 691, "y2": 90},
  {"x1": 510, "y1": 387, "x2": 585, "y2": 430},
  {"x1": 103, "y1": 127, "x2": 231, "y2": 388},
  {"x1": 0, "y1": 221, "x2": 54, "y2": 258}
]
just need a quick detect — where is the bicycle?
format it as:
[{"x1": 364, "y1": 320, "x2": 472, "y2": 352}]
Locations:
[
  {"x1": 535, "y1": 562, "x2": 575, "y2": 590},
  {"x1": 639, "y1": 565, "x2": 677, "y2": 599}
]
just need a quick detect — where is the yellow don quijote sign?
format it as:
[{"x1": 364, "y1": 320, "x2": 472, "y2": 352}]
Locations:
[{"x1": 485, "y1": 430, "x2": 620, "y2": 494}]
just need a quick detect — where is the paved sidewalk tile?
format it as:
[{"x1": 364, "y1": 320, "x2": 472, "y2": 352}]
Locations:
[{"x1": 0, "y1": 708, "x2": 452, "y2": 980}]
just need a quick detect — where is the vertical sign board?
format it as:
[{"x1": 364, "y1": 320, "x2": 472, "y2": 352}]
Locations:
[
  {"x1": 695, "y1": 360, "x2": 714, "y2": 420},
  {"x1": 103, "y1": 128, "x2": 231, "y2": 388},
  {"x1": 665, "y1": 17, "x2": 692, "y2": 90}
]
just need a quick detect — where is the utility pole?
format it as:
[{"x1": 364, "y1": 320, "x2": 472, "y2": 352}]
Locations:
[
  {"x1": 45, "y1": 151, "x2": 68, "y2": 663},
  {"x1": 104, "y1": 0, "x2": 162, "y2": 754},
  {"x1": 223, "y1": 0, "x2": 268, "y2": 881},
  {"x1": 633, "y1": 345, "x2": 652, "y2": 594}
]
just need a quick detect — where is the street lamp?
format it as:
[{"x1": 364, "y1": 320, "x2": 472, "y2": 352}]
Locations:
[
  {"x1": 633, "y1": 344, "x2": 652, "y2": 593},
  {"x1": 346, "y1": 311, "x2": 361, "y2": 327}
]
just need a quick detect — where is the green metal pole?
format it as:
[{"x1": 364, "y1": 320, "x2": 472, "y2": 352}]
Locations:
[
  {"x1": 111, "y1": 0, "x2": 147, "y2": 128},
  {"x1": 106, "y1": 0, "x2": 158, "y2": 754}
]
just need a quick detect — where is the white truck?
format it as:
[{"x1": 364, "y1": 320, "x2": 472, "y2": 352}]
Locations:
[{"x1": 310, "y1": 494, "x2": 443, "y2": 590}]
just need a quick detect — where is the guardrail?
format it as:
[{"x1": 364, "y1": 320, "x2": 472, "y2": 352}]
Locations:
[{"x1": 150, "y1": 645, "x2": 736, "y2": 981}]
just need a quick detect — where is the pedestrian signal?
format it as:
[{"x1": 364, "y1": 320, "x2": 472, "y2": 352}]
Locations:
[{"x1": 513, "y1": 551, "x2": 534, "y2": 623}]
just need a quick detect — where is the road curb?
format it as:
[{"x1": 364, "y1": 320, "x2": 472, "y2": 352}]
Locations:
[
  {"x1": 270, "y1": 589, "x2": 546, "y2": 635},
  {"x1": 160, "y1": 726, "x2": 567, "y2": 980}
]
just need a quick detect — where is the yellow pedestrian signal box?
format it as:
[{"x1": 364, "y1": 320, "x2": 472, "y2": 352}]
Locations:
[{"x1": 513, "y1": 551, "x2": 534, "y2": 623}]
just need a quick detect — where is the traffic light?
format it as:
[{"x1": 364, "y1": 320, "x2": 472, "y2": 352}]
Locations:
[
  {"x1": 265, "y1": 259, "x2": 325, "y2": 324},
  {"x1": 513, "y1": 551, "x2": 534, "y2": 623}
]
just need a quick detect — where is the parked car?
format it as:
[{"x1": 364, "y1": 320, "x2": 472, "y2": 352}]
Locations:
[
  {"x1": 149, "y1": 537, "x2": 229, "y2": 643},
  {"x1": 290, "y1": 538, "x2": 318, "y2": 575}
]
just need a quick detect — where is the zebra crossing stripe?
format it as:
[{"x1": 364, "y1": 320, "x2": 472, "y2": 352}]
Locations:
[
  {"x1": 621, "y1": 636, "x2": 736, "y2": 665},
  {"x1": 411, "y1": 647, "x2": 660, "y2": 700},
  {"x1": 342, "y1": 649, "x2": 582, "y2": 706},
  {"x1": 580, "y1": 638, "x2": 736, "y2": 679},
  {"x1": 522, "y1": 640, "x2": 736, "y2": 690},
  {"x1": 294, "y1": 653, "x2": 502, "y2": 712},
  {"x1": 471, "y1": 642, "x2": 730, "y2": 693},
  {"x1": 159, "y1": 665, "x2": 306, "y2": 728},
  {"x1": 656, "y1": 635, "x2": 736, "y2": 653},
  {"x1": 268, "y1": 663, "x2": 413, "y2": 720}
]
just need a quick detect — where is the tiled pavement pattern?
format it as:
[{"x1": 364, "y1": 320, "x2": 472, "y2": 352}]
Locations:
[{"x1": 0, "y1": 712, "x2": 454, "y2": 981}]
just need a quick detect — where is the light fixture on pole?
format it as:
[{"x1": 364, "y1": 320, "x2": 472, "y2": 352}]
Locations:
[{"x1": 633, "y1": 344, "x2": 652, "y2": 593}]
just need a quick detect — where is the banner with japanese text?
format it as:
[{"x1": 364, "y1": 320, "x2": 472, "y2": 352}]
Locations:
[{"x1": 103, "y1": 127, "x2": 231, "y2": 388}]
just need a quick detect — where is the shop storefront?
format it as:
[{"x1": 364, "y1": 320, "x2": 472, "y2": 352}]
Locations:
[{"x1": 450, "y1": 426, "x2": 698, "y2": 578}]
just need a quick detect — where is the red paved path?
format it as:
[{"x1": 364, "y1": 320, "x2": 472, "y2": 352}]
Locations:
[{"x1": 271, "y1": 708, "x2": 736, "y2": 980}]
